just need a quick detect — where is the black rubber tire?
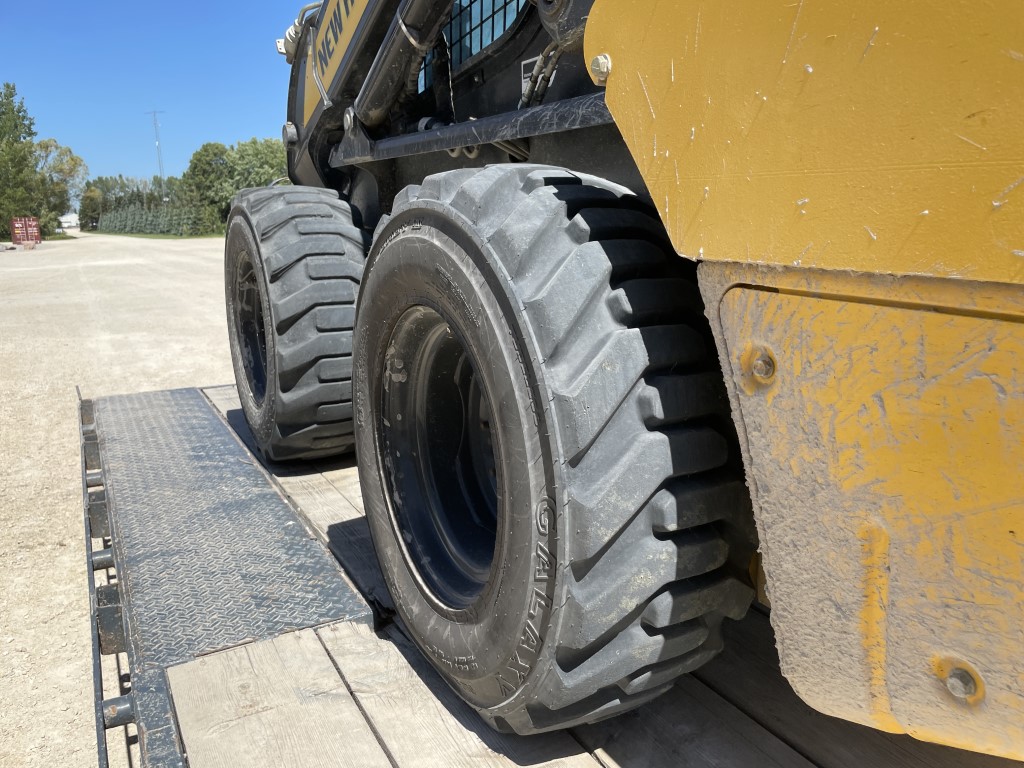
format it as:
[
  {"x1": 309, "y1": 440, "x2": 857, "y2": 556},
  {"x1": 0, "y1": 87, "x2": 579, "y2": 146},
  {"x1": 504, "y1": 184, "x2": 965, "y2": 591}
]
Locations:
[
  {"x1": 354, "y1": 165, "x2": 756, "y2": 733},
  {"x1": 225, "y1": 186, "x2": 368, "y2": 461}
]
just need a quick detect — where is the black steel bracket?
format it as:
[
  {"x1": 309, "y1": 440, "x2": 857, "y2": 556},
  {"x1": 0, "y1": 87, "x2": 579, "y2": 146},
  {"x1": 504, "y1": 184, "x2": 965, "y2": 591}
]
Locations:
[
  {"x1": 82, "y1": 392, "x2": 137, "y2": 768},
  {"x1": 329, "y1": 92, "x2": 612, "y2": 166}
]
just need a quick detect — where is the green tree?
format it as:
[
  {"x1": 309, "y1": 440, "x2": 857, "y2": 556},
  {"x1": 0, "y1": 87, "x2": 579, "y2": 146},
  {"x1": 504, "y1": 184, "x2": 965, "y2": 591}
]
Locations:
[
  {"x1": 181, "y1": 141, "x2": 233, "y2": 222},
  {"x1": 229, "y1": 138, "x2": 287, "y2": 190},
  {"x1": 178, "y1": 138, "x2": 288, "y2": 229},
  {"x1": 161, "y1": 174, "x2": 183, "y2": 204},
  {"x1": 79, "y1": 184, "x2": 104, "y2": 229},
  {"x1": 0, "y1": 83, "x2": 89, "y2": 237},
  {"x1": 34, "y1": 137, "x2": 88, "y2": 234},
  {"x1": 83, "y1": 137, "x2": 288, "y2": 237},
  {"x1": 0, "y1": 83, "x2": 38, "y2": 239}
]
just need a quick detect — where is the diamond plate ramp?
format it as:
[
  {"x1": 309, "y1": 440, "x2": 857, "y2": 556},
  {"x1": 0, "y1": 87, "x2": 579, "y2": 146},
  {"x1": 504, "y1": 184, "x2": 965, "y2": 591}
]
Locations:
[{"x1": 95, "y1": 388, "x2": 371, "y2": 767}]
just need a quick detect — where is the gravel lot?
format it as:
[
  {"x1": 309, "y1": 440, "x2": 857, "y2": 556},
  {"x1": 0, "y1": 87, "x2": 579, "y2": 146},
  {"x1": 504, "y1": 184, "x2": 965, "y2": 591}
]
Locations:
[{"x1": 0, "y1": 233, "x2": 233, "y2": 767}]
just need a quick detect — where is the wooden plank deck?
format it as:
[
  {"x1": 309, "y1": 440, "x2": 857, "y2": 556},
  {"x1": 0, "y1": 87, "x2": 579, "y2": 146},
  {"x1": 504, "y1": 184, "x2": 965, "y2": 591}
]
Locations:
[
  {"x1": 168, "y1": 629, "x2": 392, "y2": 768},
  {"x1": 182, "y1": 386, "x2": 1017, "y2": 768},
  {"x1": 320, "y1": 621, "x2": 599, "y2": 768}
]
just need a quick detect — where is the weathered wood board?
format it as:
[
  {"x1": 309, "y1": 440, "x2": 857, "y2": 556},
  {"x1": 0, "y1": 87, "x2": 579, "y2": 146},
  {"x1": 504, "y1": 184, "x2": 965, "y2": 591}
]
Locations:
[
  {"x1": 167, "y1": 629, "x2": 391, "y2": 768},
  {"x1": 320, "y1": 620, "x2": 599, "y2": 768}
]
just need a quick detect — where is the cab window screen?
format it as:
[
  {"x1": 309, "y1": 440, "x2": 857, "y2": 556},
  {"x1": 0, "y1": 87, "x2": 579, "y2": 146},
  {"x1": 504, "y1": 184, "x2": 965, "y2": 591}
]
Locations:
[
  {"x1": 419, "y1": 0, "x2": 528, "y2": 91},
  {"x1": 448, "y1": 0, "x2": 528, "y2": 67}
]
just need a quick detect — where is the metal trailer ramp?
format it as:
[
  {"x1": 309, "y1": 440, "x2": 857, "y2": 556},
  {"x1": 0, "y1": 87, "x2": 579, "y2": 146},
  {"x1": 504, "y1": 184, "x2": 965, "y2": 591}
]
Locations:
[{"x1": 81, "y1": 388, "x2": 372, "y2": 768}]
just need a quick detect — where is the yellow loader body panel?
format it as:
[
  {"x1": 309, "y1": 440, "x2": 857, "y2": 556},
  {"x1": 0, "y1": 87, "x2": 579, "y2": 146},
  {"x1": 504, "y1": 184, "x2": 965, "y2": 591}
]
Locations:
[
  {"x1": 700, "y1": 266, "x2": 1024, "y2": 759},
  {"x1": 587, "y1": 0, "x2": 1024, "y2": 760},
  {"x1": 302, "y1": 0, "x2": 370, "y2": 125},
  {"x1": 585, "y1": 0, "x2": 1023, "y2": 283}
]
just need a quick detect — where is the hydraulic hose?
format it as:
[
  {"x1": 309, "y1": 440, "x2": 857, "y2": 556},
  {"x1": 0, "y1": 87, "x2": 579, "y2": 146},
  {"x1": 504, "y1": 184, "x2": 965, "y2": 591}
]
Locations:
[
  {"x1": 280, "y1": 2, "x2": 323, "y2": 63},
  {"x1": 518, "y1": 42, "x2": 559, "y2": 110}
]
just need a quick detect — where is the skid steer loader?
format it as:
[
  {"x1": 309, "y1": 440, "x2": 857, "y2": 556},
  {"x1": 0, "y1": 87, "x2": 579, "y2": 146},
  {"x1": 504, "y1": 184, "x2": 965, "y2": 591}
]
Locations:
[{"x1": 223, "y1": 0, "x2": 1024, "y2": 759}]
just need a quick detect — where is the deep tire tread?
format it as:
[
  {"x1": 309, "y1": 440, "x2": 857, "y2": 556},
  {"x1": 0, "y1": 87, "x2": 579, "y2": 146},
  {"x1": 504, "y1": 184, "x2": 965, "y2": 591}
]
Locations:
[
  {"x1": 388, "y1": 165, "x2": 754, "y2": 733},
  {"x1": 230, "y1": 186, "x2": 368, "y2": 460}
]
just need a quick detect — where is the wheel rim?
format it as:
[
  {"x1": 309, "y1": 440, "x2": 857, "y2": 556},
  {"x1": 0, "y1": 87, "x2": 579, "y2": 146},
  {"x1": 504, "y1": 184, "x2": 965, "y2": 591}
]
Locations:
[
  {"x1": 380, "y1": 305, "x2": 500, "y2": 611},
  {"x1": 235, "y1": 248, "x2": 269, "y2": 404}
]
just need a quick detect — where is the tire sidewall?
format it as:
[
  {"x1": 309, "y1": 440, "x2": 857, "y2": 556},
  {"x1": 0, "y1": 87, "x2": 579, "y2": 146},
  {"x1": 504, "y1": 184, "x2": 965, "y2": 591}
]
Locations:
[
  {"x1": 354, "y1": 207, "x2": 562, "y2": 710},
  {"x1": 225, "y1": 211, "x2": 278, "y2": 448}
]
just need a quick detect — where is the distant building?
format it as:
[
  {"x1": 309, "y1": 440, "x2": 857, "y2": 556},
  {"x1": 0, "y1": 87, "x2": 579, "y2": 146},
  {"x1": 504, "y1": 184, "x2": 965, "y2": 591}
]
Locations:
[{"x1": 59, "y1": 213, "x2": 80, "y2": 229}]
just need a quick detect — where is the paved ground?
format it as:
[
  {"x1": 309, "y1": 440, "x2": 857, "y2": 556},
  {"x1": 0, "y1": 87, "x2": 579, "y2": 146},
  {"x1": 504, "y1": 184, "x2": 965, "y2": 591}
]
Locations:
[{"x1": 0, "y1": 233, "x2": 233, "y2": 767}]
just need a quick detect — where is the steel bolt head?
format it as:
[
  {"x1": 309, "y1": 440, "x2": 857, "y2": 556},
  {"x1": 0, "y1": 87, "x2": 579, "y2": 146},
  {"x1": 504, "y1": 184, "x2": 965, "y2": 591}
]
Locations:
[
  {"x1": 343, "y1": 107, "x2": 355, "y2": 131},
  {"x1": 752, "y1": 352, "x2": 776, "y2": 380},
  {"x1": 281, "y1": 122, "x2": 298, "y2": 147},
  {"x1": 590, "y1": 54, "x2": 612, "y2": 84},
  {"x1": 946, "y1": 667, "x2": 978, "y2": 700}
]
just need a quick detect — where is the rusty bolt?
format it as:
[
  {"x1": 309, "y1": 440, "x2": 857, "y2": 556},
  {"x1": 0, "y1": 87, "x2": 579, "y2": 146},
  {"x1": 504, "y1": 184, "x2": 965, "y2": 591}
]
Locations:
[
  {"x1": 751, "y1": 351, "x2": 776, "y2": 381},
  {"x1": 590, "y1": 54, "x2": 612, "y2": 84},
  {"x1": 946, "y1": 667, "x2": 978, "y2": 700}
]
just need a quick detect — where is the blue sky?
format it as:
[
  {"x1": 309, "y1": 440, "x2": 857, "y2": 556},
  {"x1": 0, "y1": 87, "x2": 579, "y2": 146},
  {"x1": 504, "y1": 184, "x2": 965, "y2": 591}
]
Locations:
[{"x1": 2, "y1": 1, "x2": 295, "y2": 180}]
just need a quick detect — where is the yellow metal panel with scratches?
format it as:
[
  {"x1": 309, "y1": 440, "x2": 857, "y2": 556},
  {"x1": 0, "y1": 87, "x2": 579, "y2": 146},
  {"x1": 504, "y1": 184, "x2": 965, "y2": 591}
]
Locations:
[
  {"x1": 699, "y1": 265, "x2": 1024, "y2": 760},
  {"x1": 585, "y1": 0, "x2": 1024, "y2": 283}
]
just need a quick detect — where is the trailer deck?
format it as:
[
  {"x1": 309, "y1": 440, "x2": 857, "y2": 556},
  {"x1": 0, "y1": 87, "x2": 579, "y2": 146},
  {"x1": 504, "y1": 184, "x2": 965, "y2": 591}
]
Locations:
[{"x1": 83, "y1": 386, "x2": 1018, "y2": 768}]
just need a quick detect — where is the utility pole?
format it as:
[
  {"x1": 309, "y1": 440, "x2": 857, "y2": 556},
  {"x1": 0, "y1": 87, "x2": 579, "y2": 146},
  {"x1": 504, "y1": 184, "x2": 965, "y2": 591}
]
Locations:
[{"x1": 145, "y1": 110, "x2": 166, "y2": 200}]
